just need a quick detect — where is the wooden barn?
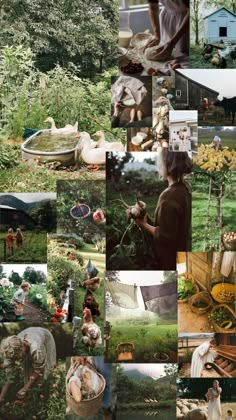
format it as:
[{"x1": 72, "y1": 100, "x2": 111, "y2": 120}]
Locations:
[
  {"x1": 175, "y1": 70, "x2": 219, "y2": 110},
  {"x1": 0, "y1": 205, "x2": 37, "y2": 230},
  {"x1": 203, "y1": 7, "x2": 236, "y2": 44}
]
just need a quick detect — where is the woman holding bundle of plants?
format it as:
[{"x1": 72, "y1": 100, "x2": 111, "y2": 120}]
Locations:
[{"x1": 136, "y1": 151, "x2": 192, "y2": 269}]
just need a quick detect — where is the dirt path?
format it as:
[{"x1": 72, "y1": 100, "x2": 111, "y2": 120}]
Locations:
[
  {"x1": 6, "y1": 296, "x2": 49, "y2": 323},
  {"x1": 178, "y1": 302, "x2": 211, "y2": 333}
]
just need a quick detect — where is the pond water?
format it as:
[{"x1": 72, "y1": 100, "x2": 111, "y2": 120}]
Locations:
[
  {"x1": 117, "y1": 408, "x2": 176, "y2": 419},
  {"x1": 26, "y1": 133, "x2": 78, "y2": 152}
]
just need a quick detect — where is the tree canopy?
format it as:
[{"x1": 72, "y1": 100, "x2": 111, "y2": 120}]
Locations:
[{"x1": 0, "y1": 0, "x2": 118, "y2": 77}]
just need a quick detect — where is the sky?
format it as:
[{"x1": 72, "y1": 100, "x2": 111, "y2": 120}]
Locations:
[
  {"x1": 2, "y1": 264, "x2": 47, "y2": 276},
  {"x1": 0, "y1": 193, "x2": 56, "y2": 203},
  {"x1": 170, "y1": 110, "x2": 198, "y2": 122},
  {"x1": 178, "y1": 69, "x2": 236, "y2": 98},
  {"x1": 106, "y1": 271, "x2": 172, "y2": 317},
  {"x1": 121, "y1": 363, "x2": 168, "y2": 379}
]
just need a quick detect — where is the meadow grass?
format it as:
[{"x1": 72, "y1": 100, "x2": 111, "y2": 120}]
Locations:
[
  {"x1": 0, "y1": 231, "x2": 47, "y2": 263},
  {"x1": 106, "y1": 322, "x2": 177, "y2": 363}
]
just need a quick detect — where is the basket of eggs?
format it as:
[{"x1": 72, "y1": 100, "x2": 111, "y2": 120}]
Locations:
[{"x1": 222, "y1": 231, "x2": 236, "y2": 250}]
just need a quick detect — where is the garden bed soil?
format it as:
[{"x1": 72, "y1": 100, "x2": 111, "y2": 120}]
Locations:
[{"x1": 5, "y1": 295, "x2": 48, "y2": 323}]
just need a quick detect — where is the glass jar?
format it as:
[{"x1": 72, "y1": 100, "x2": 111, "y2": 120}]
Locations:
[{"x1": 119, "y1": 11, "x2": 133, "y2": 48}]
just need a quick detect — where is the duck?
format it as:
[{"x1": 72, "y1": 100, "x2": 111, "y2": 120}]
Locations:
[
  {"x1": 75, "y1": 132, "x2": 106, "y2": 170},
  {"x1": 93, "y1": 130, "x2": 125, "y2": 152},
  {"x1": 44, "y1": 117, "x2": 78, "y2": 134}
]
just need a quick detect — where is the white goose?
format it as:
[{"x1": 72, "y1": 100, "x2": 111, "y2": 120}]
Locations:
[
  {"x1": 75, "y1": 132, "x2": 106, "y2": 170},
  {"x1": 44, "y1": 117, "x2": 78, "y2": 134},
  {"x1": 93, "y1": 130, "x2": 125, "y2": 152}
]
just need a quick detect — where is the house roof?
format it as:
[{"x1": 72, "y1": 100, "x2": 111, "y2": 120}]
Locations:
[
  {"x1": 176, "y1": 70, "x2": 219, "y2": 96},
  {"x1": 203, "y1": 7, "x2": 236, "y2": 20}
]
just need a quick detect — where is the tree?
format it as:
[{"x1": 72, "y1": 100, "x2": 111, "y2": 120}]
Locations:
[
  {"x1": 9, "y1": 271, "x2": 22, "y2": 286},
  {"x1": 191, "y1": 0, "x2": 208, "y2": 45},
  {"x1": 0, "y1": 0, "x2": 118, "y2": 77},
  {"x1": 23, "y1": 267, "x2": 46, "y2": 284},
  {"x1": 163, "y1": 271, "x2": 177, "y2": 283},
  {"x1": 0, "y1": 265, "x2": 6, "y2": 279},
  {"x1": 207, "y1": 0, "x2": 236, "y2": 13}
]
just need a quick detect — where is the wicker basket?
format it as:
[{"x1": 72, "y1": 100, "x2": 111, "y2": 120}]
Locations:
[
  {"x1": 222, "y1": 233, "x2": 236, "y2": 250},
  {"x1": 189, "y1": 291, "x2": 213, "y2": 314},
  {"x1": 115, "y1": 342, "x2": 135, "y2": 362},
  {"x1": 211, "y1": 282, "x2": 236, "y2": 304},
  {"x1": 178, "y1": 272, "x2": 199, "y2": 303},
  {"x1": 154, "y1": 352, "x2": 170, "y2": 362},
  {"x1": 210, "y1": 304, "x2": 236, "y2": 334},
  {"x1": 66, "y1": 360, "x2": 106, "y2": 416}
]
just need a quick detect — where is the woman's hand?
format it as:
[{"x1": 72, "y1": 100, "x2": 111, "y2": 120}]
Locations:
[
  {"x1": 148, "y1": 42, "x2": 174, "y2": 61},
  {"x1": 144, "y1": 37, "x2": 160, "y2": 52},
  {"x1": 135, "y1": 214, "x2": 148, "y2": 228},
  {"x1": 71, "y1": 356, "x2": 88, "y2": 366}
]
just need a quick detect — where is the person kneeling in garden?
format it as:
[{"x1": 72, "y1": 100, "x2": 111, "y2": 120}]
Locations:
[
  {"x1": 0, "y1": 327, "x2": 56, "y2": 402},
  {"x1": 11, "y1": 281, "x2": 31, "y2": 321}
]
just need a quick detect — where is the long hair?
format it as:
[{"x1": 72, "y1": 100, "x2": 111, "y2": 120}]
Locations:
[{"x1": 158, "y1": 150, "x2": 192, "y2": 181}]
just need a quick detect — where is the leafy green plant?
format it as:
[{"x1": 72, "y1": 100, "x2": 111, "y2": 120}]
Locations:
[
  {"x1": 0, "y1": 286, "x2": 16, "y2": 319},
  {"x1": 178, "y1": 278, "x2": 195, "y2": 300},
  {"x1": 27, "y1": 285, "x2": 47, "y2": 311},
  {"x1": 0, "y1": 144, "x2": 18, "y2": 169}
]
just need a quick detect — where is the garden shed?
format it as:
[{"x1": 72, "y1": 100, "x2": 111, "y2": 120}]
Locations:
[
  {"x1": 203, "y1": 7, "x2": 236, "y2": 44},
  {"x1": 0, "y1": 205, "x2": 37, "y2": 230}
]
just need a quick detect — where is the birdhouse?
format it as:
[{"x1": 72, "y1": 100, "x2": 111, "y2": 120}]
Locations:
[{"x1": 203, "y1": 7, "x2": 236, "y2": 44}]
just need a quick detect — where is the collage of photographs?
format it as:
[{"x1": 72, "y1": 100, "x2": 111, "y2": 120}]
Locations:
[{"x1": 0, "y1": 0, "x2": 236, "y2": 419}]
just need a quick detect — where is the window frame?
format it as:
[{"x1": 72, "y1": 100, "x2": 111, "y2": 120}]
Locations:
[{"x1": 119, "y1": 0, "x2": 148, "y2": 11}]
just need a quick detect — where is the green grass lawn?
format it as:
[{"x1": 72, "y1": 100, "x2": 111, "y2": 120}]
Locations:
[
  {"x1": 190, "y1": 45, "x2": 236, "y2": 69},
  {"x1": 192, "y1": 191, "x2": 236, "y2": 251},
  {"x1": 106, "y1": 322, "x2": 177, "y2": 363},
  {"x1": 0, "y1": 160, "x2": 104, "y2": 193},
  {"x1": 74, "y1": 243, "x2": 105, "y2": 356},
  {"x1": 199, "y1": 130, "x2": 236, "y2": 150},
  {"x1": 0, "y1": 231, "x2": 47, "y2": 263}
]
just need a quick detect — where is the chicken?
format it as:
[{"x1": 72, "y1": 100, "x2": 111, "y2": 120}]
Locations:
[
  {"x1": 85, "y1": 259, "x2": 98, "y2": 279},
  {"x1": 81, "y1": 308, "x2": 102, "y2": 350},
  {"x1": 83, "y1": 275, "x2": 101, "y2": 292},
  {"x1": 83, "y1": 290, "x2": 101, "y2": 317}
]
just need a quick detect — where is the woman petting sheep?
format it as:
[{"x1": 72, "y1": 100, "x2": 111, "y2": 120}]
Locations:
[{"x1": 135, "y1": 151, "x2": 192, "y2": 270}]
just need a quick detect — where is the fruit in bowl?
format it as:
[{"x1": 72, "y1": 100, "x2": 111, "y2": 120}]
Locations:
[{"x1": 121, "y1": 61, "x2": 144, "y2": 74}]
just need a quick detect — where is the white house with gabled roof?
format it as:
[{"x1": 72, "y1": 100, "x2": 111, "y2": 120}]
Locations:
[{"x1": 203, "y1": 7, "x2": 236, "y2": 44}]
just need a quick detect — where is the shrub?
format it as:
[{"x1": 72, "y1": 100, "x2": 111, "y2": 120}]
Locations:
[{"x1": 27, "y1": 285, "x2": 48, "y2": 311}]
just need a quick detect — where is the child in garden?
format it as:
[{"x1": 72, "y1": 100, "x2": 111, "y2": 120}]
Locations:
[
  {"x1": 11, "y1": 282, "x2": 30, "y2": 321},
  {"x1": 5, "y1": 228, "x2": 15, "y2": 256},
  {"x1": 15, "y1": 227, "x2": 23, "y2": 248},
  {"x1": 225, "y1": 409, "x2": 234, "y2": 420}
]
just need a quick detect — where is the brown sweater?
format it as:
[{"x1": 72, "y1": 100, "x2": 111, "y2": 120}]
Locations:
[{"x1": 153, "y1": 181, "x2": 191, "y2": 269}]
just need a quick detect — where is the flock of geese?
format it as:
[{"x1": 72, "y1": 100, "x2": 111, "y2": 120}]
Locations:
[{"x1": 44, "y1": 117, "x2": 125, "y2": 169}]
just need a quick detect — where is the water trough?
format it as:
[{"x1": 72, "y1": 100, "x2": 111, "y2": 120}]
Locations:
[{"x1": 21, "y1": 129, "x2": 79, "y2": 166}]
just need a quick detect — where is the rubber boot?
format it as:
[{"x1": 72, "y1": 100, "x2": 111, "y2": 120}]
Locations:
[{"x1": 15, "y1": 315, "x2": 25, "y2": 321}]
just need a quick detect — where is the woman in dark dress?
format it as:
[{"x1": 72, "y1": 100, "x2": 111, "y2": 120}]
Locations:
[{"x1": 136, "y1": 151, "x2": 192, "y2": 269}]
